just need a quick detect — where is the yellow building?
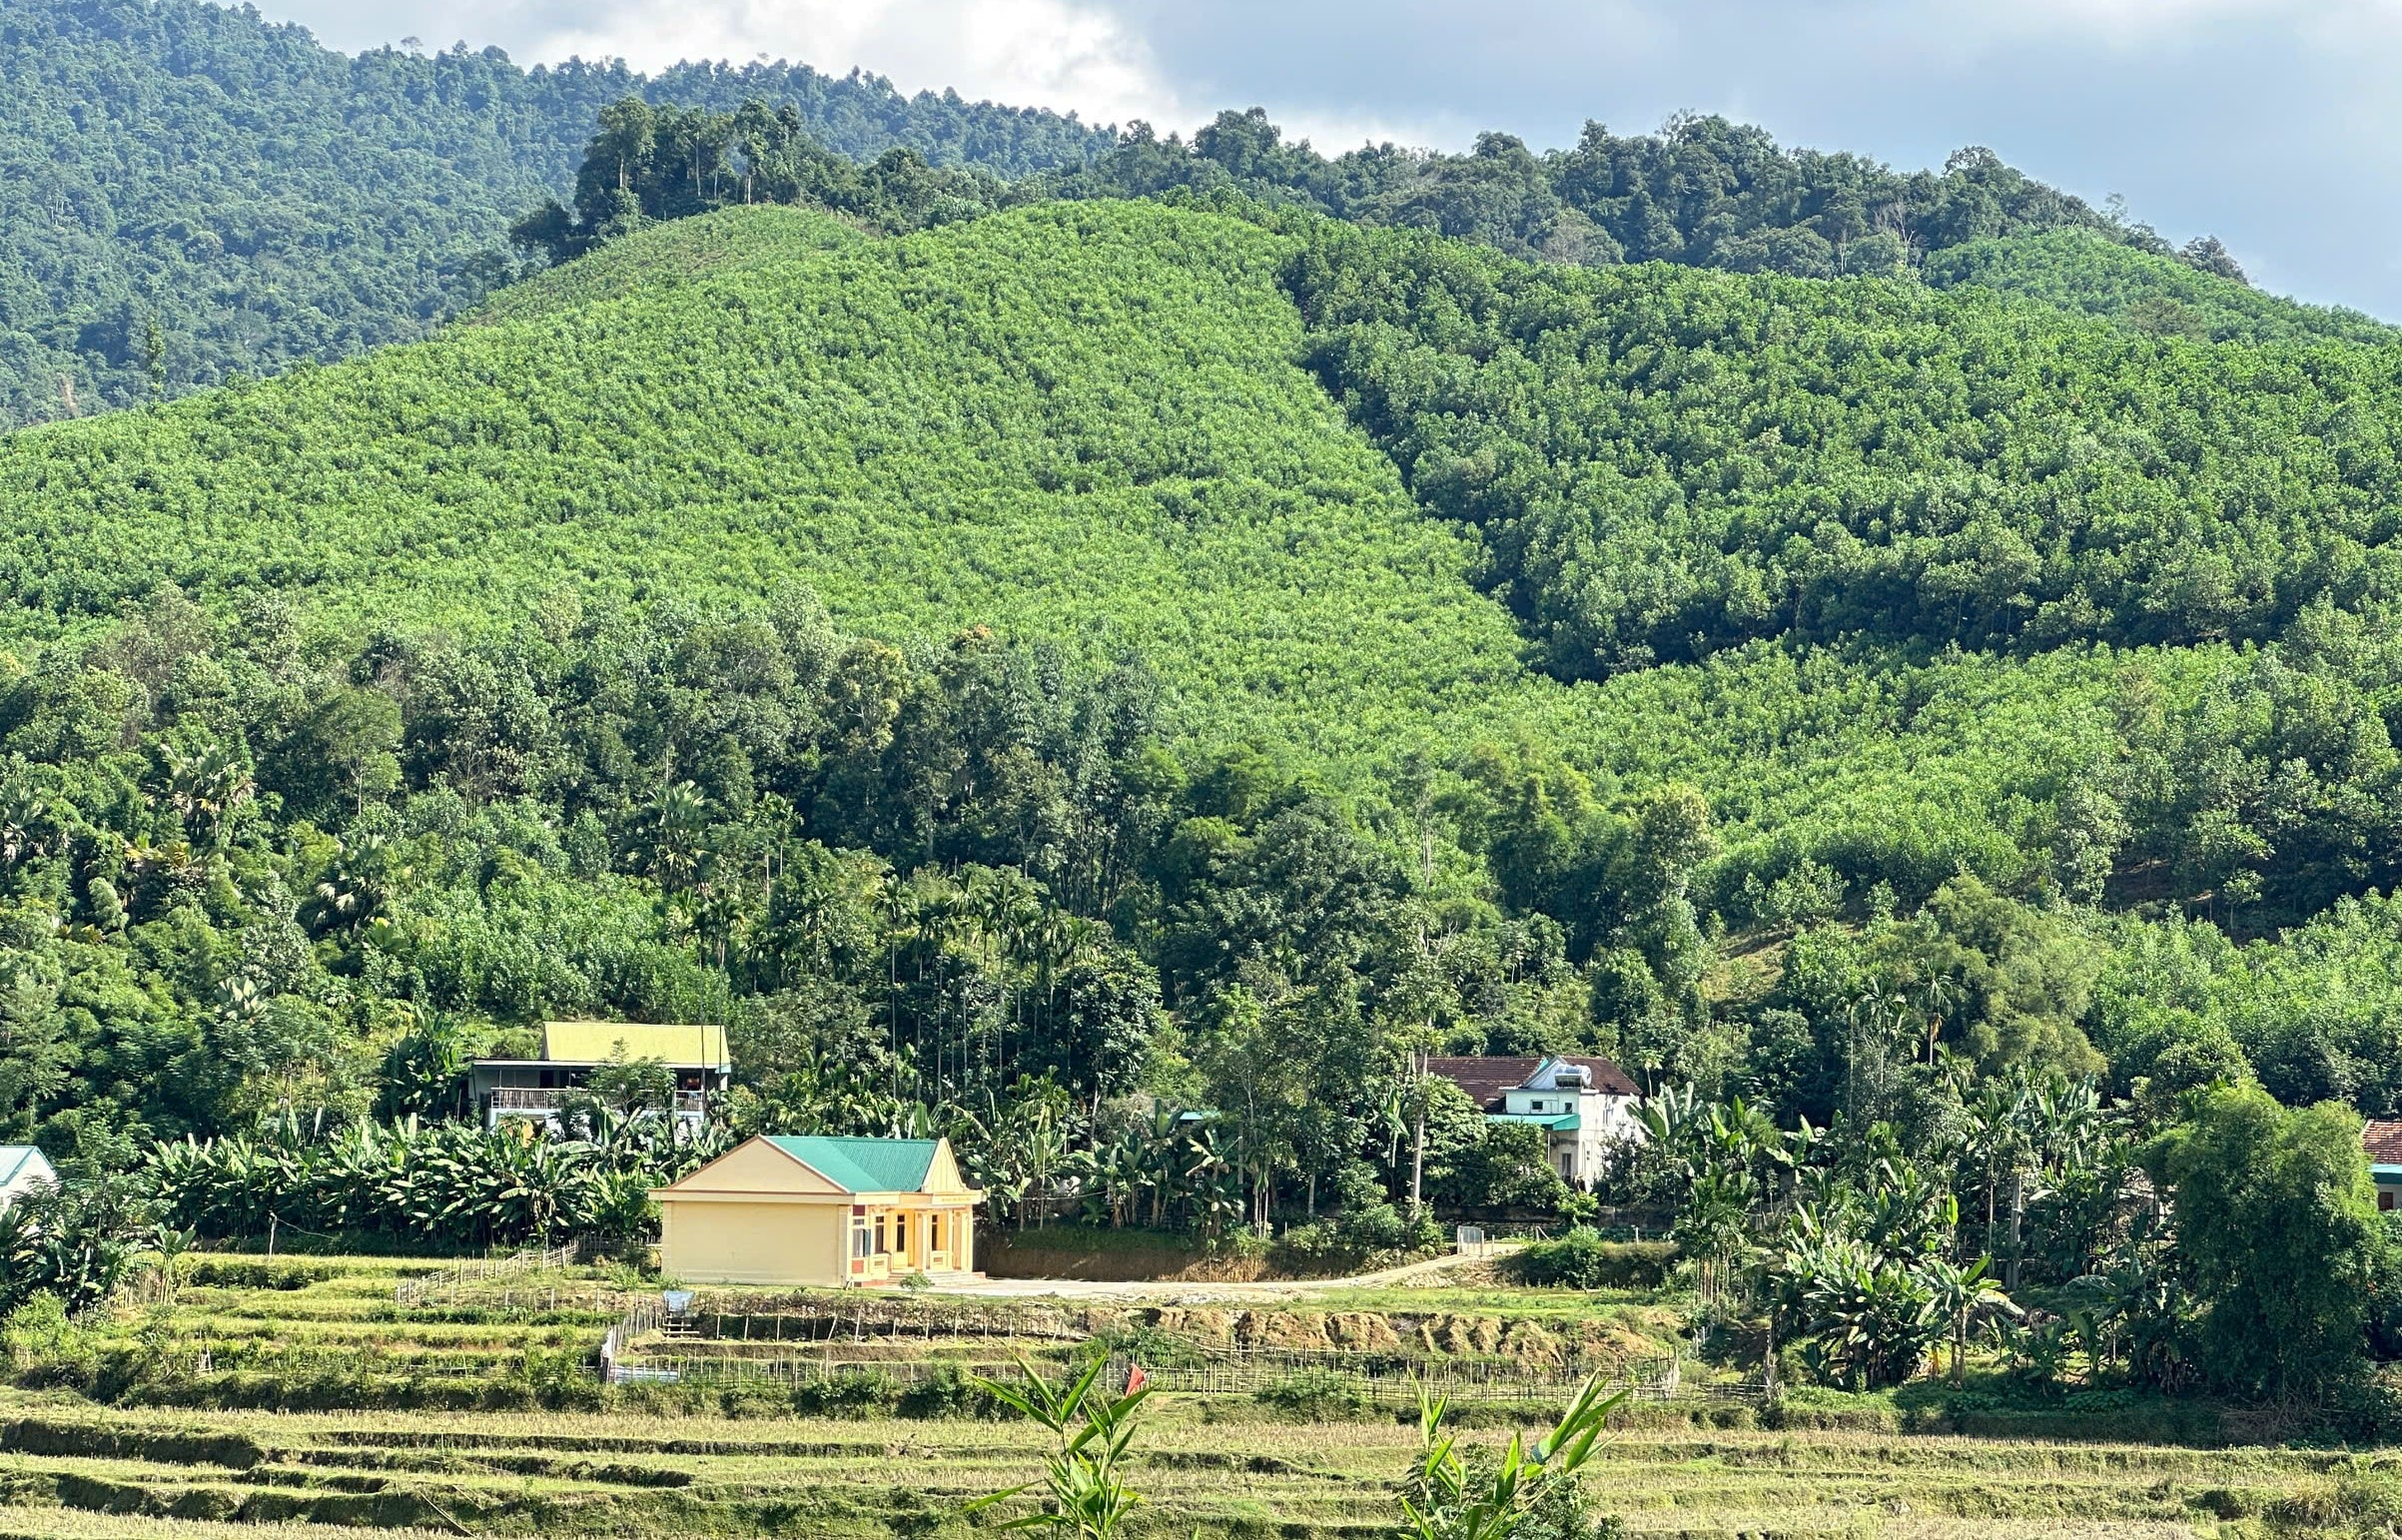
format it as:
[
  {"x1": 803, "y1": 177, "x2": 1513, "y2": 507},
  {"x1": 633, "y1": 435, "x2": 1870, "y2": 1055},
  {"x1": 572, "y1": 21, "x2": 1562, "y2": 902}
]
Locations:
[{"x1": 652, "y1": 1135, "x2": 985, "y2": 1287}]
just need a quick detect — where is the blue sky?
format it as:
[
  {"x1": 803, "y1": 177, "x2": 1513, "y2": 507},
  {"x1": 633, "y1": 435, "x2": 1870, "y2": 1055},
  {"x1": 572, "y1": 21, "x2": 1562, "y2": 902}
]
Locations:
[{"x1": 252, "y1": 0, "x2": 2402, "y2": 319}]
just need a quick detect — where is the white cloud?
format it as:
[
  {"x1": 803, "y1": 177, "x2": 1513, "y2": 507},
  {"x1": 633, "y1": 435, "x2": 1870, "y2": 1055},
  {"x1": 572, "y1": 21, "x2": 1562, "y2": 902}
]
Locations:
[{"x1": 257, "y1": 0, "x2": 1187, "y2": 126}]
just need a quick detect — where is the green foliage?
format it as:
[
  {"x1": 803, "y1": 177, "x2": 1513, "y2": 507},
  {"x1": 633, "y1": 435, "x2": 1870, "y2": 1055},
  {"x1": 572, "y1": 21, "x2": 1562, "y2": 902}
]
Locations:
[
  {"x1": 1292, "y1": 221, "x2": 2402, "y2": 676},
  {"x1": 2143, "y1": 1085, "x2": 2383, "y2": 1397},
  {"x1": 143, "y1": 1113, "x2": 712, "y2": 1250},
  {"x1": 1056, "y1": 113, "x2": 2142, "y2": 279},
  {"x1": 1928, "y1": 229, "x2": 2399, "y2": 347},
  {"x1": 1506, "y1": 1230, "x2": 1677, "y2": 1289},
  {"x1": 0, "y1": 0, "x2": 1108, "y2": 426},
  {"x1": 969, "y1": 1356, "x2": 1153, "y2": 1539},
  {"x1": 511, "y1": 96, "x2": 1011, "y2": 266},
  {"x1": 1401, "y1": 1372, "x2": 1623, "y2": 1540}
]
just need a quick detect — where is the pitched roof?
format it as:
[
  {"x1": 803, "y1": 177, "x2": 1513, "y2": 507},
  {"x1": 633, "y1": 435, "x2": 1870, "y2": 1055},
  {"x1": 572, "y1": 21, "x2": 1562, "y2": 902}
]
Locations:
[
  {"x1": 1423, "y1": 1055, "x2": 1639, "y2": 1112},
  {"x1": 2367, "y1": 1120, "x2": 2402, "y2": 1168},
  {"x1": 0, "y1": 1147, "x2": 50, "y2": 1186},
  {"x1": 542, "y1": 1021, "x2": 728, "y2": 1068},
  {"x1": 765, "y1": 1136, "x2": 941, "y2": 1194}
]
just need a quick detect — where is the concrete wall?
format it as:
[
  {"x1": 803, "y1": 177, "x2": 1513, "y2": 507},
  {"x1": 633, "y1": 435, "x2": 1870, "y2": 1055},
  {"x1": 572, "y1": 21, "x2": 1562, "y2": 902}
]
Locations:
[{"x1": 658, "y1": 1196, "x2": 850, "y2": 1286}]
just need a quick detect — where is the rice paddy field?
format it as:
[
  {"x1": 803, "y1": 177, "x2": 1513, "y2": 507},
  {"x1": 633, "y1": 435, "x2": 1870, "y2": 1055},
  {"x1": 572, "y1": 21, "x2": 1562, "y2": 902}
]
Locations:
[
  {"x1": 0, "y1": 1397, "x2": 2394, "y2": 1538},
  {"x1": 0, "y1": 1254, "x2": 2395, "y2": 1537}
]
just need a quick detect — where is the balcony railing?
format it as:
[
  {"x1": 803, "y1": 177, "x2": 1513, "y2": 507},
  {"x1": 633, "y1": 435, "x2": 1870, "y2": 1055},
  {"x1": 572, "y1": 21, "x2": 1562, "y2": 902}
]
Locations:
[{"x1": 489, "y1": 1089, "x2": 709, "y2": 1116}]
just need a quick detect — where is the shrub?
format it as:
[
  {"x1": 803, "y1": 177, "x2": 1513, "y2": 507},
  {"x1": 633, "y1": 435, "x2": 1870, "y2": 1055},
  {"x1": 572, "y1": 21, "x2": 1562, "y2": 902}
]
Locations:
[
  {"x1": 1508, "y1": 1230, "x2": 1677, "y2": 1289},
  {"x1": 897, "y1": 1364, "x2": 1006, "y2": 1419},
  {"x1": 1255, "y1": 1367, "x2": 1372, "y2": 1421}
]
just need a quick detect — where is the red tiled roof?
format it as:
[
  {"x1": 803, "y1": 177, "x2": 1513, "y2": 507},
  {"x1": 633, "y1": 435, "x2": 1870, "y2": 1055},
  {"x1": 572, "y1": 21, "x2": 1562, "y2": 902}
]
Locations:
[
  {"x1": 2366, "y1": 1120, "x2": 2402, "y2": 1166},
  {"x1": 1422, "y1": 1055, "x2": 1639, "y2": 1112}
]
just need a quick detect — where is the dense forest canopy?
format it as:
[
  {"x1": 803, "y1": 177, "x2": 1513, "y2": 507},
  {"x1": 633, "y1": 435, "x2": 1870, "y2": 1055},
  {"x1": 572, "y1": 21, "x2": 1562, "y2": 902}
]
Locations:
[
  {"x1": 1, "y1": 0, "x2": 2374, "y2": 430},
  {"x1": 9, "y1": 41, "x2": 2402, "y2": 1409},
  {"x1": 0, "y1": 0, "x2": 1109, "y2": 425},
  {"x1": 1288, "y1": 222, "x2": 2402, "y2": 673}
]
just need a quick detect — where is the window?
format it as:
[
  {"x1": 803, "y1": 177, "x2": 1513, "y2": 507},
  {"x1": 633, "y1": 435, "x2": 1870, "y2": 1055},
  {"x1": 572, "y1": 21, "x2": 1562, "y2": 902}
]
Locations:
[
  {"x1": 874, "y1": 1216, "x2": 889, "y2": 1254},
  {"x1": 852, "y1": 1223, "x2": 870, "y2": 1258},
  {"x1": 2384, "y1": 1190, "x2": 2396, "y2": 1213},
  {"x1": 931, "y1": 1214, "x2": 943, "y2": 1250}
]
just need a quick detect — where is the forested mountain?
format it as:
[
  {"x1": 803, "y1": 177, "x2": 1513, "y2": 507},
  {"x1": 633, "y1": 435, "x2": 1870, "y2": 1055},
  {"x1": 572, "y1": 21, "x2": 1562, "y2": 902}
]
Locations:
[
  {"x1": 0, "y1": 0, "x2": 1108, "y2": 425},
  {"x1": 1290, "y1": 222, "x2": 2402, "y2": 674},
  {"x1": 1925, "y1": 229, "x2": 2398, "y2": 348},
  {"x1": 2, "y1": 0, "x2": 2377, "y2": 432},
  {"x1": 8, "y1": 27, "x2": 2402, "y2": 1403},
  {"x1": 8, "y1": 185, "x2": 2402, "y2": 1411},
  {"x1": 1, "y1": 193, "x2": 2399, "y2": 1134}
]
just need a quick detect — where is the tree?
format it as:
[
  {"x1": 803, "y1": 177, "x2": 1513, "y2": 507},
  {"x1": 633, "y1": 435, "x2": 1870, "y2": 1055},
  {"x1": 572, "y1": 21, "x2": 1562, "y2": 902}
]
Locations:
[{"x1": 2144, "y1": 1085, "x2": 2381, "y2": 1398}]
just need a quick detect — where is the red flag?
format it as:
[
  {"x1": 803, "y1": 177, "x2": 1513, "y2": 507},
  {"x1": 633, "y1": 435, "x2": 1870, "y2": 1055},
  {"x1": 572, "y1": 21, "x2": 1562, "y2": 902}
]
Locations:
[{"x1": 1125, "y1": 1362, "x2": 1149, "y2": 1396}]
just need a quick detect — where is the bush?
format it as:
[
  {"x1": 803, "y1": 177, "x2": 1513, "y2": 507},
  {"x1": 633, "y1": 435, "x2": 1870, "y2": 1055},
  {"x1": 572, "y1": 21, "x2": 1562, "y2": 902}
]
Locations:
[
  {"x1": 1255, "y1": 1367, "x2": 1372, "y2": 1420},
  {"x1": 896, "y1": 1364, "x2": 1006, "y2": 1419},
  {"x1": 790, "y1": 1367, "x2": 896, "y2": 1417},
  {"x1": 1508, "y1": 1230, "x2": 1677, "y2": 1289}
]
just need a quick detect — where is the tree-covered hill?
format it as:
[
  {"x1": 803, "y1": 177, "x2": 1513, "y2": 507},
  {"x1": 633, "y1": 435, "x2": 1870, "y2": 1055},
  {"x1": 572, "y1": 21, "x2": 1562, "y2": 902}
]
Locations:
[
  {"x1": 0, "y1": 200, "x2": 2149, "y2": 910},
  {"x1": 6, "y1": 0, "x2": 2376, "y2": 435},
  {"x1": 0, "y1": 0, "x2": 1109, "y2": 425},
  {"x1": 1290, "y1": 221, "x2": 2402, "y2": 676},
  {"x1": 1927, "y1": 229, "x2": 2400, "y2": 348}
]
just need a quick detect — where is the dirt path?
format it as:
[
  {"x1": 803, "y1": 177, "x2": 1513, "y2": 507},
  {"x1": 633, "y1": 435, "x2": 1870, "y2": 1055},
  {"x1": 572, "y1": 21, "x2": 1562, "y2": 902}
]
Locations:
[{"x1": 935, "y1": 1243, "x2": 1522, "y2": 1300}]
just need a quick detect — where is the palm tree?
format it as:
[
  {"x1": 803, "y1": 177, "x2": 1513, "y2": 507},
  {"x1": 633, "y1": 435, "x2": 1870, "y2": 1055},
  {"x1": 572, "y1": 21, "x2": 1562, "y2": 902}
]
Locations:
[
  {"x1": 1920, "y1": 1255, "x2": 2016, "y2": 1385},
  {"x1": 871, "y1": 875, "x2": 918, "y2": 1069}
]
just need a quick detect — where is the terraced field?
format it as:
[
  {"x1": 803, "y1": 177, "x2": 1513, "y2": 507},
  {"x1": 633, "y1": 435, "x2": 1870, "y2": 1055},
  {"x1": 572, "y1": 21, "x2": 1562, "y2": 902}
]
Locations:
[
  {"x1": 14, "y1": 1255, "x2": 2400, "y2": 1536},
  {"x1": 0, "y1": 1398, "x2": 2391, "y2": 1538}
]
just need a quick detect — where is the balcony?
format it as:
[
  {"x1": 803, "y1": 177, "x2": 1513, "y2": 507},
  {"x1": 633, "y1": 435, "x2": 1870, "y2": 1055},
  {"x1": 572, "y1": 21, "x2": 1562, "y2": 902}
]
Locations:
[{"x1": 488, "y1": 1088, "x2": 710, "y2": 1118}]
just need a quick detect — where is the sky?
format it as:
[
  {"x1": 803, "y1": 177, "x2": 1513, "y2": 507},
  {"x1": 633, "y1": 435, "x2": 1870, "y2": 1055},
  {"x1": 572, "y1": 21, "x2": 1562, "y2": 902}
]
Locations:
[{"x1": 247, "y1": 0, "x2": 2402, "y2": 319}]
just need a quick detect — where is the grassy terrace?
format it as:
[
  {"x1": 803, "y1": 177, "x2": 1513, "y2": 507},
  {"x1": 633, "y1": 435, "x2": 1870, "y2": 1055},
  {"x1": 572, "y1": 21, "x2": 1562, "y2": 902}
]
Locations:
[
  {"x1": 12, "y1": 1254, "x2": 2400, "y2": 1535},
  {"x1": 0, "y1": 1399, "x2": 2385, "y2": 1538}
]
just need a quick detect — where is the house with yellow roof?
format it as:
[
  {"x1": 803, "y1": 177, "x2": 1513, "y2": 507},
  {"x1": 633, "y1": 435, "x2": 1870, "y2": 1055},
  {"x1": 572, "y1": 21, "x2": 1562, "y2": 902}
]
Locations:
[
  {"x1": 467, "y1": 1021, "x2": 731, "y2": 1133},
  {"x1": 652, "y1": 1135, "x2": 985, "y2": 1287}
]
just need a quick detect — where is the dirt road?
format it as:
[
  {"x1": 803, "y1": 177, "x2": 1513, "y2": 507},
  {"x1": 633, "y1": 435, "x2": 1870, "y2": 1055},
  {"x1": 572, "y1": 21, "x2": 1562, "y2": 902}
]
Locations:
[{"x1": 933, "y1": 1243, "x2": 1522, "y2": 1300}]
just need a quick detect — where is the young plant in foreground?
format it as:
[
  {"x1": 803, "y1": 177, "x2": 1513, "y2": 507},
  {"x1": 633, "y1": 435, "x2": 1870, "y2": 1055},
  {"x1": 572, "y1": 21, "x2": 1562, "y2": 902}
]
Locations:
[
  {"x1": 1402, "y1": 1372, "x2": 1626, "y2": 1540},
  {"x1": 969, "y1": 1355, "x2": 1153, "y2": 1538}
]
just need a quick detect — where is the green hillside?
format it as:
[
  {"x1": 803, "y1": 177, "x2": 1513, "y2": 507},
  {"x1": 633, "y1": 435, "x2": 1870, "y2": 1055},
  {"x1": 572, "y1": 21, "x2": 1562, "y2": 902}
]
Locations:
[
  {"x1": 0, "y1": 0, "x2": 1108, "y2": 425},
  {"x1": 1929, "y1": 228, "x2": 2400, "y2": 347},
  {"x1": 0, "y1": 201, "x2": 2145, "y2": 896},
  {"x1": 0, "y1": 204, "x2": 1534, "y2": 756},
  {"x1": 11, "y1": 0, "x2": 2380, "y2": 439},
  {"x1": 6, "y1": 187, "x2": 2402, "y2": 1421},
  {"x1": 1292, "y1": 221, "x2": 2402, "y2": 676}
]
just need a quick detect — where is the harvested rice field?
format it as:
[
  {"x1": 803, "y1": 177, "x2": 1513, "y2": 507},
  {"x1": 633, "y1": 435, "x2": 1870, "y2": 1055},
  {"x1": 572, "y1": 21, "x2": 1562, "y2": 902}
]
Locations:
[{"x1": 0, "y1": 1398, "x2": 2390, "y2": 1538}]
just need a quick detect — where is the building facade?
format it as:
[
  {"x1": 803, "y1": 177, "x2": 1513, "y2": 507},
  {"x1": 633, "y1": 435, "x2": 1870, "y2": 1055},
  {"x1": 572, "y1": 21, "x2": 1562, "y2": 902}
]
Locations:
[
  {"x1": 0, "y1": 1147, "x2": 55, "y2": 1207},
  {"x1": 653, "y1": 1135, "x2": 985, "y2": 1288},
  {"x1": 467, "y1": 1021, "x2": 731, "y2": 1134},
  {"x1": 2368, "y1": 1120, "x2": 2402, "y2": 1210},
  {"x1": 1423, "y1": 1055, "x2": 1644, "y2": 1188}
]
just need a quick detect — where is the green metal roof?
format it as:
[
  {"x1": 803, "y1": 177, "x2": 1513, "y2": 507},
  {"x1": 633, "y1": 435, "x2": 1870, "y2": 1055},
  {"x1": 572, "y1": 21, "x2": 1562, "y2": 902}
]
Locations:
[
  {"x1": 764, "y1": 1136, "x2": 941, "y2": 1194},
  {"x1": 0, "y1": 1148, "x2": 46, "y2": 1185},
  {"x1": 1485, "y1": 1112, "x2": 1580, "y2": 1133}
]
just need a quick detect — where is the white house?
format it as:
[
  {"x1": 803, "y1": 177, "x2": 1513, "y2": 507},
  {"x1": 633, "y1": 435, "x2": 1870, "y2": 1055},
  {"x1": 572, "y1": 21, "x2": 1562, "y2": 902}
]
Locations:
[
  {"x1": 1424, "y1": 1055, "x2": 1644, "y2": 1188},
  {"x1": 0, "y1": 1146, "x2": 56, "y2": 1207}
]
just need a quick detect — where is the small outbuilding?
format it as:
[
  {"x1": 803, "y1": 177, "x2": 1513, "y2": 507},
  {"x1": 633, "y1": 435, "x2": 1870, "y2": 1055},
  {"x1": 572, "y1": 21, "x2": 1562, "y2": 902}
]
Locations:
[{"x1": 652, "y1": 1135, "x2": 985, "y2": 1287}]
